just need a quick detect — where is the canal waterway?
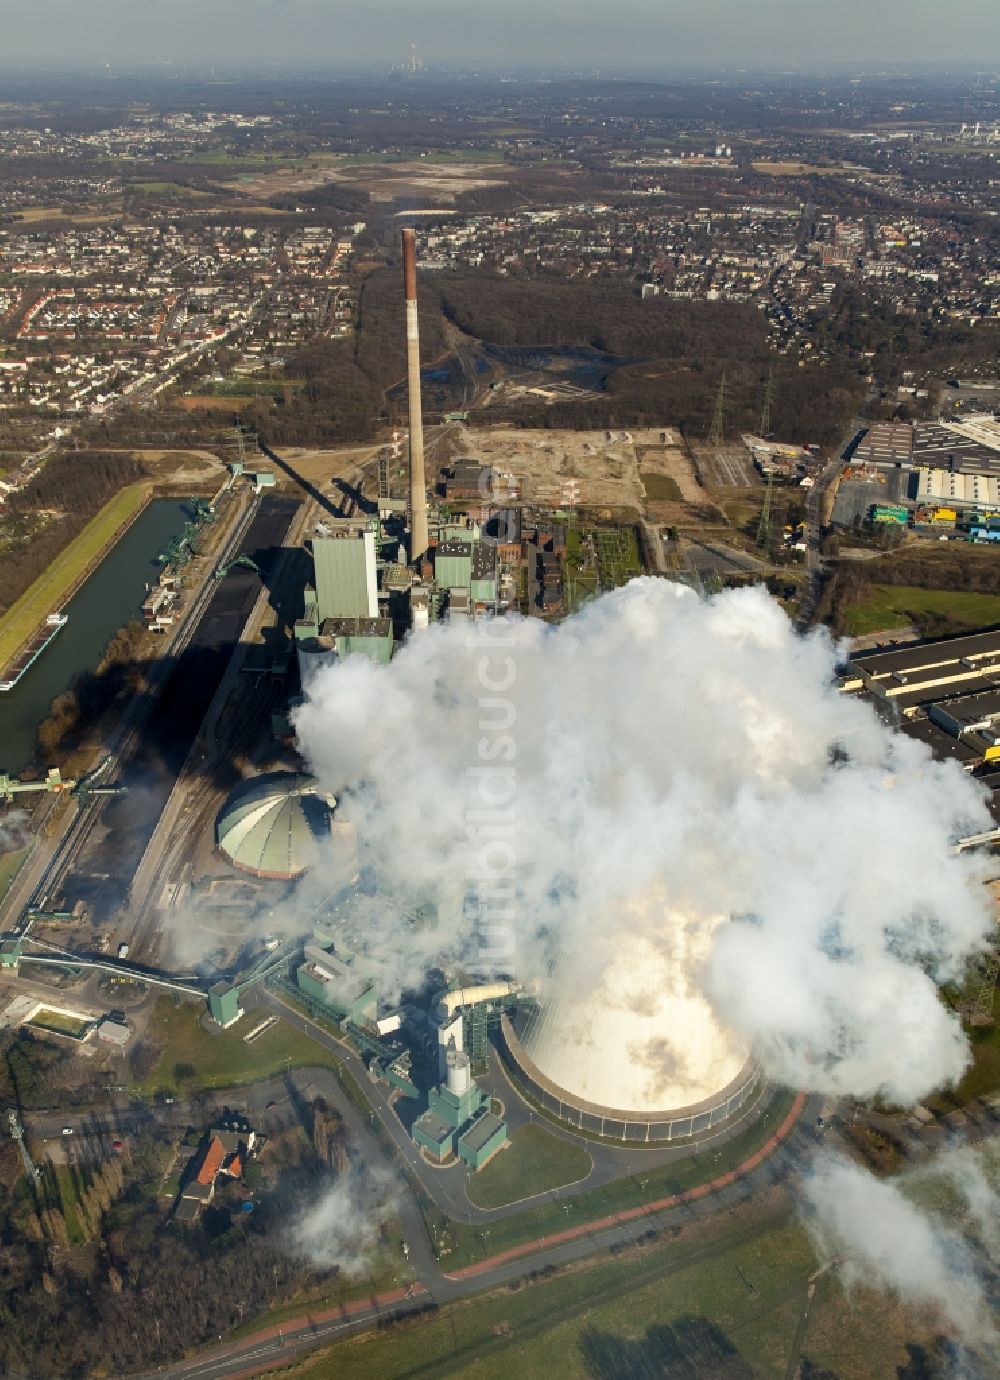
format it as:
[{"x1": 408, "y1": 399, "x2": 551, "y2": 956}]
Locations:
[{"x1": 0, "y1": 498, "x2": 192, "y2": 775}]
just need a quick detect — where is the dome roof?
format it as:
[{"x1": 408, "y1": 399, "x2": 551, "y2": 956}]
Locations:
[{"x1": 216, "y1": 772, "x2": 333, "y2": 880}]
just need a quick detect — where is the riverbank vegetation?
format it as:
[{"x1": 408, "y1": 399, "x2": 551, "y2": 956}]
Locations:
[
  {"x1": 33, "y1": 618, "x2": 146, "y2": 767},
  {"x1": 0, "y1": 457, "x2": 149, "y2": 662}
]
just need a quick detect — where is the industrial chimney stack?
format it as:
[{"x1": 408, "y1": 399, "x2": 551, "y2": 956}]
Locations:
[{"x1": 402, "y1": 229, "x2": 429, "y2": 565}]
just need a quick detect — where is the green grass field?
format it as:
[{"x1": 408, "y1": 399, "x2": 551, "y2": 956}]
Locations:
[
  {"x1": 928, "y1": 987, "x2": 1000, "y2": 1111},
  {"x1": 0, "y1": 482, "x2": 150, "y2": 668},
  {"x1": 418, "y1": 149, "x2": 508, "y2": 164},
  {"x1": 130, "y1": 181, "x2": 214, "y2": 199},
  {"x1": 134, "y1": 997, "x2": 341, "y2": 1096},
  {"x1": 288, "y1": 1198, "x2": 945, "y2": 1380},
  {"x1": 429, "y1": 1090, "x2": 797, "y2": 1272},
  {"x1": 842, "y1": 584, "x2": 1000, "y2": 637},
  {"x1": 640, "y1": 472, "x2": 683, "y2": 503},
  {"x1": 30, "y1": 1008, "x2": 90, "y2": 1038},
  {"x1": 0, "y1": 847, "x2": 29, "y2": 905},
  {"x1": 53, "y1": 1164, "x2": 87, "y2": 1244},
  {"x1": 468, "y1": 1125, "x2": 592, "y2": 1209},
  {"x1": 180, "y1": 149, "x2": 276, "y2": 166}
]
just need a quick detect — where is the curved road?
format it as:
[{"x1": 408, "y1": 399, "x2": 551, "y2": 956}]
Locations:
[{"x1": 138, "y1": 1085, "x2": 815, "y2": 1380}]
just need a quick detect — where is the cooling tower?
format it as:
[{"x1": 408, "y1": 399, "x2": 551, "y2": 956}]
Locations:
[{"x1": 503, "y1": 892, "x2": 760, "y2": 1141}]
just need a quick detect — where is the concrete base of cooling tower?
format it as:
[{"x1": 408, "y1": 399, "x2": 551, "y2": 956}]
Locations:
[{"x1": 498, "y1": 1012, "x2": 762, "y2": 1144}]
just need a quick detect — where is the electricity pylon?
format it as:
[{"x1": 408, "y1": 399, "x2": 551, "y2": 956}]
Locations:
[
  {"x1": 708, "y1": 374, "x2": 726, "y2": 447},
  {"x1": 760, "y1": 367, "x2": 773, "y2": 437},
  {"x1": 757, "y1": 468, "x2": 774, "y2": 548}
]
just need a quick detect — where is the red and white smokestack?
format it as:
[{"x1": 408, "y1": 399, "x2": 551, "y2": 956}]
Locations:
[{"x1": 402, "y1": 228, "x2": 429, "y2": 565}]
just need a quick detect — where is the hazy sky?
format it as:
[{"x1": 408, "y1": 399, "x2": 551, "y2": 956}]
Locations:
[{"x1": 2, "y1": 0, "x2": 998, "y2": 70}]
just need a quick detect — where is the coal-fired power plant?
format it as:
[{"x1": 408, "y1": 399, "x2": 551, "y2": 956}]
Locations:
[{"x1": 402, "y1": 228, "x2": 429, "y2": 565}]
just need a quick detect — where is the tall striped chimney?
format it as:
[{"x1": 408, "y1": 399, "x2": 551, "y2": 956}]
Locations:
[{"x1": 402, "y1": 228, "x2": 428, "y2": 565}]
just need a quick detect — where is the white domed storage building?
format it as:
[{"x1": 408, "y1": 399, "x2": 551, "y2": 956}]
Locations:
[{"x1": 215, "y1": 772, "x2": 334, "y2": 881}]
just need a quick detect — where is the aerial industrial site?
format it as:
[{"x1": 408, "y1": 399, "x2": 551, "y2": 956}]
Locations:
[{"x1": 0, "y1": 45, "x2": 998, "y2": 1380}]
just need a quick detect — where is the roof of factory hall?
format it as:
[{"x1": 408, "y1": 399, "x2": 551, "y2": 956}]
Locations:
[
  {"x1": 912, "y1": 422, "x2": 1000, "y2": 476},
  {"x1": 898, "y1": 718, "x2": 983, "y2": 765},
  {"x1": 319, "y1": 616, "x2": 392, "y2": 639},
  {"x1": 457, "y1": 1110, "x2": 504, "y2": 1155},
  {"x1": 849, "y1": 629, "x2": 1000, "y2": 683},
  {"x1": 852, "y1": 422, "x2": 914, "y2": 466},
  {"x1": 471, "y1": 543, "x2": 496, "y2": 579},
  {"x1": 927, "y1": 688, "x2": 1000, "y2": 735}
]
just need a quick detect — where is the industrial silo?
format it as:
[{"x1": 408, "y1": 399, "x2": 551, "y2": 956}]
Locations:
[{"x1": 216, "y1": 772, "x2": 334, "y2": 880}]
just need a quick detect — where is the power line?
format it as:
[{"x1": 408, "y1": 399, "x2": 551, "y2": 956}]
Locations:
[
  {"x1": 760, "y1": 367, "x2": 773, "y2": 438},
  {"x1": 757, "y1": 468, "x2": 774, "y2": 549},
  {"x1": 708, "y1": 374, "x2": 726, "y2": 448}
]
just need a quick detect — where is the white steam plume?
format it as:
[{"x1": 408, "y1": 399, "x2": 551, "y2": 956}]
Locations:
[
  {"x1": 801, "y1": 1149, "x2": 999, "y2": 1347},
  {"x1": 294, "y1": 581, "x2": 994, "y2": 1105},
  {"x1": 291, "y1": 1168, "x2": 396, "y2": 1275},
  {"x1": 0, "y1": 809, "x2": 30, "y2": 855}
]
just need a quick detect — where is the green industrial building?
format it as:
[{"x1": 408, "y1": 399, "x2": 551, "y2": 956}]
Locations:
[
  {"x1": 433, "y1": 539, "x2": 497, "y2": 611},
  {"x1": 0, "y1": 939, "x2": 22, "y2": 969},
  {"x1": 412, "y1": 1049, "x2": 508, "y2": 1170},
  {"x1": 296, "y1": 940, "x2": 376, "y2": 1027},
  {"x1": 434, "y1": 540, "x2": 473, "y2": 594},
  {"x1": 457, "y1": 1111, "x2": 508, "y2": 1171},
  {"x1": 295, "y1": 613, "x2": 393, "y2": 672},
  {"x1": 208, "y1": 981, "x2": 242, "y2": 1028},
  {"x1": 313, "y1": 531, "x2": 378, "y2": 620}
]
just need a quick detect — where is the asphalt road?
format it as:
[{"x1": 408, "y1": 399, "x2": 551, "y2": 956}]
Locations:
[
  {"x1": 129, "y1": 1075, "x2": 823, "y2": 1380},
  {"x1": 26, "y1": 988, "x2": 999, "y2": 1380}
]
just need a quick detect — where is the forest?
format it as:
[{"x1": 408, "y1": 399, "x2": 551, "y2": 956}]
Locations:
[
  {"x1": 246, "y1": 266, "x2": 449, "y2": 449},
  {"x1": 435, "y1": 271, "x2": 765, "y2": 359},
  {"x1": 0, "y1": 1035, "x2": 378, "y2": 1379},
  {"x1": 422, "y1": 272, "x2": 863, "y2": 444}
]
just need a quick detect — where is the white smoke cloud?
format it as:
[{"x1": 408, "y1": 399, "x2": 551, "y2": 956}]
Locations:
[
  {"x1": 0, "y1": 809, "x2": 30, "y2": 855},
  {"x1": 293, "y1": 580, "x2": 994, "y2": 1105},
  {"x1": 801, "y1": 1149, "x2": 999, "y2": 1347},
  {"x1": 291, "y1": 1168, "x2": 396, "y2": 1276}
]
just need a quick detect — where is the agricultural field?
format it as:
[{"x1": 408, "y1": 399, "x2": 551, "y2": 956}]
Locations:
[
  {"x1": 467, "y1": 1125, "x2": 593, "y2": 1209},
  {"x1": 0, "y1": 482, "x2": 150, "y2": 668},
  {"x1": 129, "y1": 181, "x2": 216, "y2": 202},
  {"x1": 133, "y1": 997, "x2": 340, "y2": 1096},
  {"x1": 751, "y1": 161, "x2": 842, "y2": 176},
  {"x1": 179, "y1": 149, "x2": 278, "y2": 167}
]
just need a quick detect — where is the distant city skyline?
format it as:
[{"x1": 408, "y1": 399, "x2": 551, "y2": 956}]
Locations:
[{"x1": 3, "y1": 0, "x2": 998, "y2": 71}]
